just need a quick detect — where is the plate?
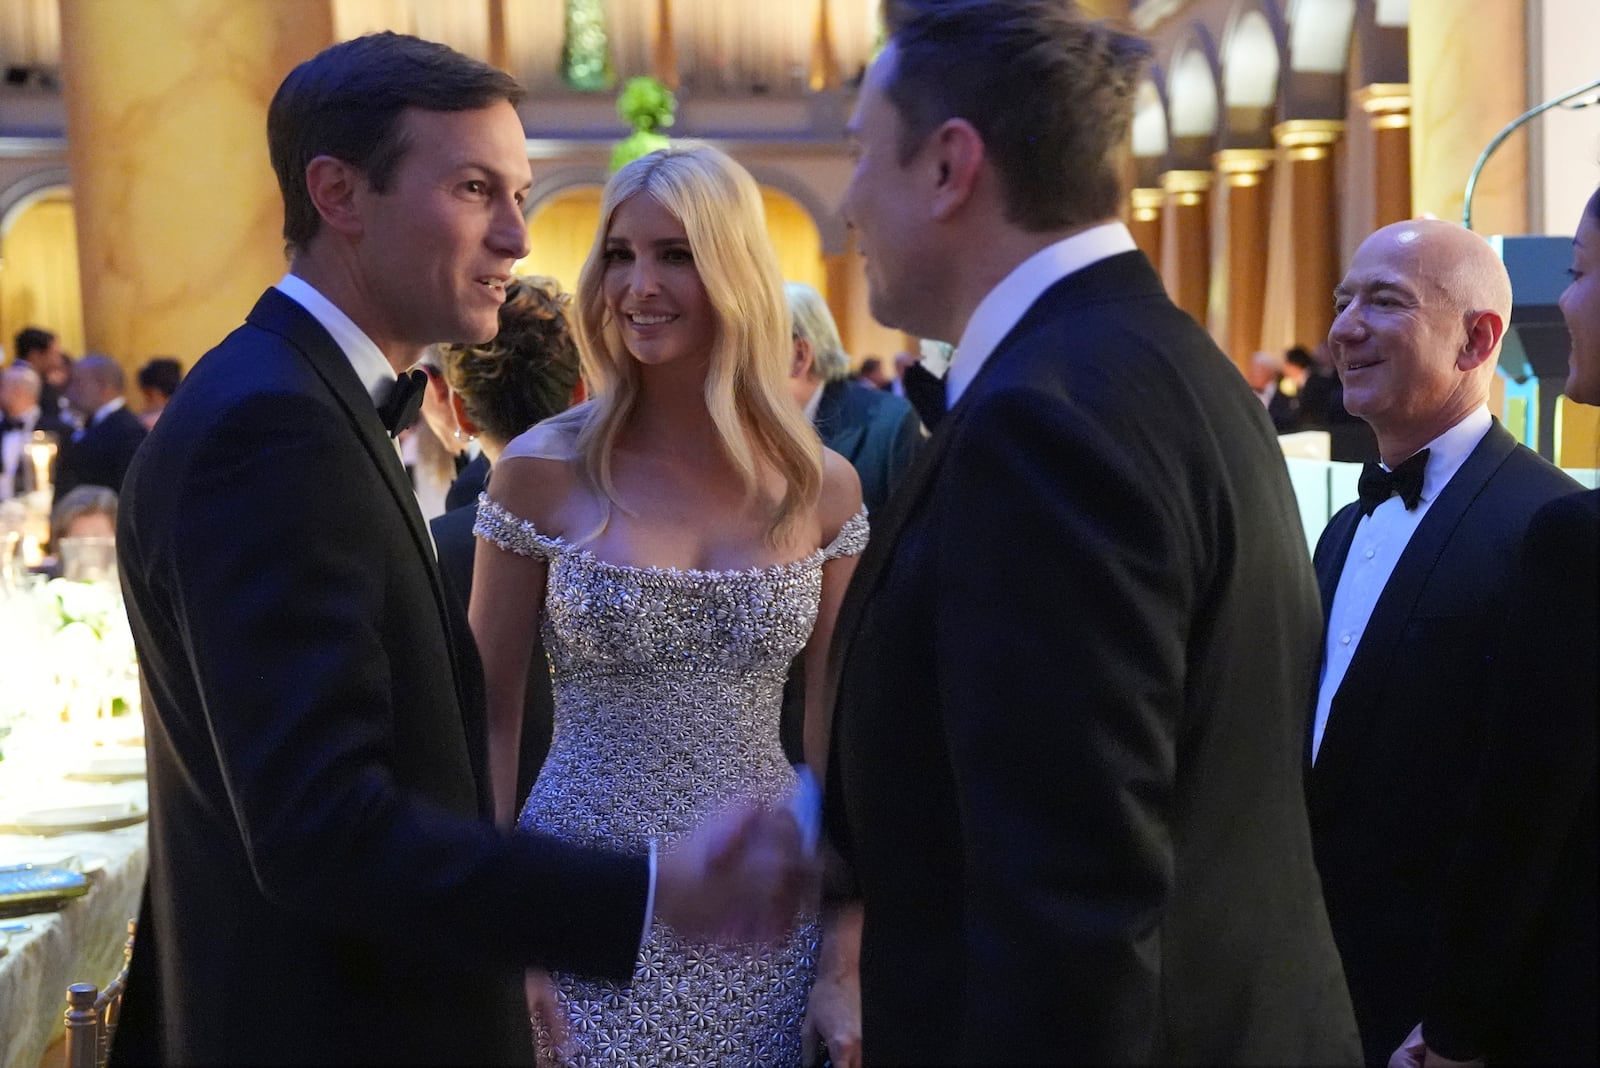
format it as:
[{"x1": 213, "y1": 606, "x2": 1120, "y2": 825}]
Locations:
[
  {"x1": 0, "y1": 849, "x2": 108, "y2": 875},
  {"x1": 0, "y1": 802, "x2": 147, "y2": 835},
  {"x1": 64, "y1": 752, "x2": 146, "y2": 783}
]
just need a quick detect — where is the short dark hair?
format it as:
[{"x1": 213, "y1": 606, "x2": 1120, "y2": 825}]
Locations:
[
  {"x1": 439, "y1": 275, "x2": 581, "y2": 445},
  {"x1": 267, "y1": 32, "x2": 524, "y2": 255},
  {"x1": 883, "y1": 0, "x2": 1150, "y2": 231},
  {"x1": 14, "y1": 326, "x2": 55, "y2": 362},
  {"x1": 137, "y1": 357, "x2": 183, "y2": 398},
  {"x1": 1285, "y1": 346, "x2": 1314, "y2": 371}
]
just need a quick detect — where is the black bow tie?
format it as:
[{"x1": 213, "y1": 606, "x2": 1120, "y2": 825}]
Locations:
[
  {"x1": 0, "y1": 418, "x2": 21, "y2": 433},
  {"x1": 377, "y1": 370, "x2": 427, "y2": 437},
  {"x1": 1358, "y1": 448, "x2": 1430, "y2": 517}
]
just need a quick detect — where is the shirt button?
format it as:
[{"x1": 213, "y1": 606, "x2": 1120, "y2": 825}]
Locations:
[
  {"x1": 1364, "y1": 549, "x2": 1375, "y2": 559},
  {"x1": 1341, "y1": 634, "x2": 1352, "y2": 645}
]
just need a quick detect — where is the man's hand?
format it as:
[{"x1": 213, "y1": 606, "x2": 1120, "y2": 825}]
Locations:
[{"x1": 655, "y1": 803, "x2": 813, "y2": 944}]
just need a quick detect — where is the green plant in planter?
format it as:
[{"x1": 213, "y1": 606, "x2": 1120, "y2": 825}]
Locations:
[{"x1": 611, "y1": 76, "x2": 677, "y2": 173}]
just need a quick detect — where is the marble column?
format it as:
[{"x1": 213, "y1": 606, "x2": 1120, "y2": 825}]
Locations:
[
  {"x1": 1260, "y1": 120, "x2": 1343, "y2": 354},
  {"x1": 59, "y1": 0, "x2": 333, "y2": 378},
  {"x1": 1128, "y1": 188, "x2": 1162, "y2": 270},
  {"x1": 1210, "y1": 149, "x2": 1274, "y2": 374},
  {"x1": 1159, "y1": 170, "x2": 1211, "y2": 326},
  {"x1": 1409, "y1": 0, "x2": 1526, "y2": 233},
  {"x1": 653, "y1": 0, "x2": 679, "y2": 90}
]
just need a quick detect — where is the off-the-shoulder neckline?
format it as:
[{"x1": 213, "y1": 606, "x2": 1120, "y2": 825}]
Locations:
[{"x1": 478, "y1": 496, "x2": 867, "y2": 580}]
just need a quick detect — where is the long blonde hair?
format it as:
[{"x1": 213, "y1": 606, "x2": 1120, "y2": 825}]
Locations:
[{"x1": 572, "y1": 142, "x2": 822, "y2": 544}]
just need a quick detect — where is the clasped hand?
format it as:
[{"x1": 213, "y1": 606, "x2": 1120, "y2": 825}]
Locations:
[{"x1": 656, "y1": 802, "x2": 815, "y2": 944}]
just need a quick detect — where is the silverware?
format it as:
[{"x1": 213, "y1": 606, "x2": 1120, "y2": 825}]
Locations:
[{"x1": 0, "y1": 922, "x2": 31, "y2": 933}]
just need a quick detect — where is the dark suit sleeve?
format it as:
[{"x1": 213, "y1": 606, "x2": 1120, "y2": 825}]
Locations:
[
  {"x1": 1422, "y1": 493, "x2": 1599, "y2": 1060},
  {"x1": 158, "y1": 392, "x2": 645, "y2": 978},
  {"x1": 936, "y1": 384, "x2": 1191, "y2": 1062}
]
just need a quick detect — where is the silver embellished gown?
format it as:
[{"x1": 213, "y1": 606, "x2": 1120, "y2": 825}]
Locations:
[{"x1": 475, "y1": 497, "x2": 870, "y2": 1067}]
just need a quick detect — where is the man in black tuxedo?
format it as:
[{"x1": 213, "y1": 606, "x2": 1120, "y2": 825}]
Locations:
[
  {"x1": 54, "y1": 354, "x2": 147, "y2": 500},
  {"x1": 113, "y1": 33, "x2": 807, "y2": 1066},
  {"x1": 11, "y1": 325, "x2": 70, "y2": 424},
  {"x1": 821, "y1": 2, "x2": 1359, "y2": 1063},
  {"x1": 1307, "y1": 218, "x2": 1581, "y2": 1064},
  {"x1": 0, "y1": 364, "x2": 70, "y2": 498}
]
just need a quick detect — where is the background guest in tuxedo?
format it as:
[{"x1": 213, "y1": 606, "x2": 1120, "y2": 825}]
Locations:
[
  {"x1": 1307, "y1": 218, "x2": 1581, "y2": 1065},
  {"x1": 892, "y1": 346, "x2": 949, "y2": 430},
  {"x1": 10, "y1": 326, "x2": 70, "y2": 423},
  {"x1": 54, "y1": 353, "x2": 147, "y2": 500},
  {"x1": 0, "y1": 364, "x2": 69, "y2": 499},
  {"x1": 786, "y1": 281, "x2": 923, "y2": 515},
  {"x1": 1267, "y1": 345, "x2": 1314, "y2": 434},
  {"x1": 854, "y1": 355, "x2": 892, "y2": 389},
  {"x1": 111, "y1": 33, "x2": 809, "y2": 1067},
  {"x1": 823, "y1": 1, "x2": 1358, "y2": 1063},
  {"x1": 778, "y1": 281, "x2": 924, "y2": 768},
  {"x1": 431, "y1": 273, "x2": 583, "y2": 809},
  {"x1": 1391, "y1": 186, "x2": 1600, "y2": 1068},
  {"x1": 133, "y1": 356, "x2": 182, "y2": 431}
]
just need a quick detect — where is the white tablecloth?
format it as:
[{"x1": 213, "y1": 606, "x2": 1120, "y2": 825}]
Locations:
[{"x1": 0, "y1": 773, "x2": 147, "y2": 1068}]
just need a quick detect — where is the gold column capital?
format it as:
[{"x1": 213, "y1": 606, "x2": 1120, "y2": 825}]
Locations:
[
  {"x1": 1355, "y1": 83, "x2": 1411, "y2": 114},
  {"x1": 1213, "y1": 149, "x2": 1274, "y2": 187},
  {"x1": 1160, "y1": 170, "x2": 1213, "y2": 206},
  {"x1": 1274, "y1": 120, "x2": 1344, "y2": 161},
  {"x1": 1130, "y1": 187, "x2": 1163, "y2": 221}
]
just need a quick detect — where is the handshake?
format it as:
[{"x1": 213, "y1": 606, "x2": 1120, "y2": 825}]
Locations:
[{"x1": 654, "y1": 770, "x2": 822, "y2": 944}]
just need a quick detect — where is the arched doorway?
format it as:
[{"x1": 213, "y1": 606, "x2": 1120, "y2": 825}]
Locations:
[
  {"x1": 0, "y1": 186, "x2": 84, "y2": 357},
  {"x1": 521, "y1": 185, "x2": 827, "y2": 299}
]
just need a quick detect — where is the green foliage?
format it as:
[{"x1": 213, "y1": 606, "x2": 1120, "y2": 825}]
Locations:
[
  {"x1": 610, "y1": 130, "x2": 672, "y2": 174},
  {"x1": 616, "y1": 76, "x2": 677, "y2": 133}
]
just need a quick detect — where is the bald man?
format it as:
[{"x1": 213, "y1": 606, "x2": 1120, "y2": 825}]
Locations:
[{"x1": 1307, "y1": 219, "x2": 1581, "y2": 1063}]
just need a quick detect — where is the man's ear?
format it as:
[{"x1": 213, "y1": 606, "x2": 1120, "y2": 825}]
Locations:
[
  {"x1": 449, "y1": 389, "x2": 480, "y2": 439},
  {"x1": 791, "y1": 336, "x2": 815, "y2": 380},
  {"x1": 929, "y1": 118, "x2": 984, "y2": 222},
  {"x1": 1459, "y1": 308, "x2": 1505, "y2": 371},
  {"x1": 304, "y1": 155, "x2": 365, "y2": 238}
]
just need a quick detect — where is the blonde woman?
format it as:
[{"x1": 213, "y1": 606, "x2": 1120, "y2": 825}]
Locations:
[{"x1": 471, "y1": 144, "x2": 864, "y2": 1065}]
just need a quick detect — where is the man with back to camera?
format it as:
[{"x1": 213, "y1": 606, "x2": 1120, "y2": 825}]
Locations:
[
  {"x1": 820, "y1": 1, "x2": 1360, "y2": 1063},
  {"x1": 112, "y1": 32, "x2": 808, "y2": 1066},
  {"x1": 1306, "y1": 217, "x2": 1581, "y2": 1065}
]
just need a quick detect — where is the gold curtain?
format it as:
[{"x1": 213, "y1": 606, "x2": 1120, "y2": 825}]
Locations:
[
  {"x1": 0, "y1": 192, "x2": 85, "y2": 356},
  {"x1": 522, "y1": 184, "x2": 825, "y2": 299}
]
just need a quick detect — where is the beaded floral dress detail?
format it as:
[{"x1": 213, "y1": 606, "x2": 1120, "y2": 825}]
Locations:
[{"x1": 475, "y1": 496, "x2": 869, "y2": 1067}]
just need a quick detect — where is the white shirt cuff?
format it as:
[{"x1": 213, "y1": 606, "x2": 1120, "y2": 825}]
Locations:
[{"x1": 640, "y1": 838, "x2": 657, "y2": 950}]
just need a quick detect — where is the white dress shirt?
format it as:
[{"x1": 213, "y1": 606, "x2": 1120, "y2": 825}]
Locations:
[
  {"x1": 1310, "y1": 405, "x2": 1493, "y2": 762},
  {"x1": 275, "y1": 273, "x2": 398, "y2": 409},
  {"x1": 1, "y1": 405, "x2": 42, "y2": 499},
  {"x1": 945, "y1": 221, "x2": 1138, "y2": 409}
]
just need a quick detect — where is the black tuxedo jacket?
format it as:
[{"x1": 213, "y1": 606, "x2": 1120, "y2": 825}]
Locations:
[
  {"x1": 814, "y1": 378, "x2": 923, "y2": 516},
  {"x1": 432, "y1": 500, "x2": 556, "y2": 810},
  {"x1": 1423, "y1": 488, "x2": 1598, "y2": 1064},
  {"x1": 55, "y1": 403, "x2": 146, "y2": 499},
  {"x1": 112, "y1": 290, "x2": 647, "y2": 1066},
  {"x1": 1308, "y1": 422, "x2": 1581, "y2": 1064},
  {"x1": 826, "y1": 251, "x2": 1358, "y2": 1065},
  {"x1": 445, "y1": 450, "x2": 491, "y2": 512}
]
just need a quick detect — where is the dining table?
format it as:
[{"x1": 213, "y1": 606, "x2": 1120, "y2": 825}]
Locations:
[{"x1": 0, "y1": 721, "x2": 147, "y2": 1068}]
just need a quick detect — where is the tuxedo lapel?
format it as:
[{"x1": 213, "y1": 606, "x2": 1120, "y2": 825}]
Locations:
[
  {"x1": 1317, "y1": 509, "x2": 1361, "y2": 622},
  {"x1": 828, "y1": 253, "x2": 1161, "y2": 702},
  {"x1": 243, "y1": 290, "x2": 464, "y2": 696},
  {"x1": 1311, "y1": 422, "x2": 1518, "y2": 800}
]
